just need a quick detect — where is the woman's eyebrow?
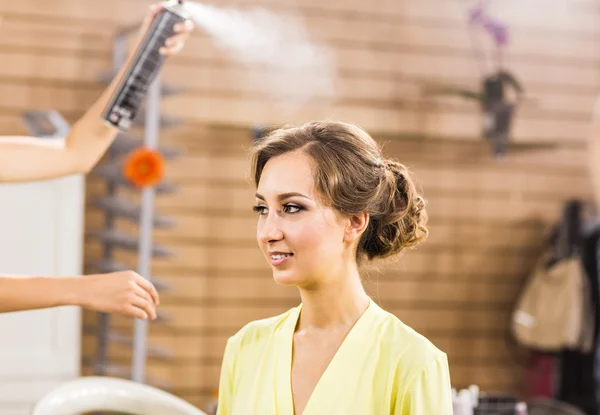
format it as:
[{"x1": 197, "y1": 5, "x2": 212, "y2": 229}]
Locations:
[{"x1": 255, "y1": 192, "x2": 311, "y2": 201}]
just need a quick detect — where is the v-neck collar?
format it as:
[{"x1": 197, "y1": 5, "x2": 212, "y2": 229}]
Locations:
[{"x1": 276, "y1": 299, "x2": 377, "y2": 415}]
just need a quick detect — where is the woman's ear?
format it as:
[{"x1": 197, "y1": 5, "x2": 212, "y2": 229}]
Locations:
[{"x1": 344, "y1": 212, "x2": 369, "y2": 242}]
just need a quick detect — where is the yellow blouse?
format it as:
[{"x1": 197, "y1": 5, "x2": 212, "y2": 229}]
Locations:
[{"x1": 216, "y1": 299, "x2": 453, "y2": 414}]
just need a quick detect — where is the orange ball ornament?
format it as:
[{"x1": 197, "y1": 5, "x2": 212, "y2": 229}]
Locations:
[{"x1": 122, "y1": 147, "x2": 165, "y2": 188}]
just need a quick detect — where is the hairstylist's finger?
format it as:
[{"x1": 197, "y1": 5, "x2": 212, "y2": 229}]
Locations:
[
  {"x1": 133, "y1": 283, "x2": 155, "y2": 308},
  {"x1": 122, "y1": 304, "x2": 149, "y2": 320},
  {"x1": 161, "y1": 34, "x2": 187, "y2": 55},
  {"x1": 134, "y1": 274, "x2": 160, "y2": 305},
  {"x1": 166, "y1": 31, "x2": 191, "y2": 45},
  {"x1": 129, "y1": 293, "x2": 157, "y2": 320},
  {"x1": 174, "y1": 19, "x2": 195, "y2": 33}
]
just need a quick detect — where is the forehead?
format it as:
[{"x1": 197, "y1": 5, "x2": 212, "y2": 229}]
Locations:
[{"x1": 257, "y1": 150, "x2": 315, "y2": 197}]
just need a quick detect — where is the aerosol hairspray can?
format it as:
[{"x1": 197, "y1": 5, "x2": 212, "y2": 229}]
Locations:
[{"x1": 102, "y1": 0, "x2": 190, "y2": 132}]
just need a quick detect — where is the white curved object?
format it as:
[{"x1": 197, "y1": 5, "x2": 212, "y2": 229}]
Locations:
[{"x1": 31, "y1": 376, "x2": 208, "y2": 415}]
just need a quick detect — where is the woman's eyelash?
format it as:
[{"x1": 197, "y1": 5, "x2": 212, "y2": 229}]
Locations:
[
  {"x1": 252, "y1": 204, "x2": 304, "y2": 215},
  {"x1": 283, "y1": 204, "x2": 303, "y2": 213}
]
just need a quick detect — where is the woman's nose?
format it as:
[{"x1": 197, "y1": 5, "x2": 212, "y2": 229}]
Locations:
[{"x1": 258, "y1": 213, "x2": 283, "y2": 243}]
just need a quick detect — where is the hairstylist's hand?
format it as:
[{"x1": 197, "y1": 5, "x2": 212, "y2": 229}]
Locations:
[
  {"x1": 76, "y1": 271, "x2": 159, "y2": 320},
  {"x1": 138, "y1": 2, "x2": 195, "y2": 56}
]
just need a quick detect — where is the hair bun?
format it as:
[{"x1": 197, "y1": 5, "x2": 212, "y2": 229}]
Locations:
[{"x1": 360, "y1": 159, "x2": 428, "y2": 261}]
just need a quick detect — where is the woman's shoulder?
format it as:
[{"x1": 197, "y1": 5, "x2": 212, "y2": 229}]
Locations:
[
  {"x1": 370, "y1": 300, "x2": 447, "y2": 370},
  {"x1": 225, "y1": 304, "x2": 300, "y2": 351}
]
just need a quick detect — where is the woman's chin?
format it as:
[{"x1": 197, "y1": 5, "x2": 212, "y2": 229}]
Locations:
[{"x1": 272, "y1": 270, "x2": 301, "y2": 287}]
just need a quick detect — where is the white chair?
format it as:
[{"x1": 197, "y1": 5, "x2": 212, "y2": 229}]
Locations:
[{"x1": 30, "y1": 376, "x2": 208, "y2": 415}]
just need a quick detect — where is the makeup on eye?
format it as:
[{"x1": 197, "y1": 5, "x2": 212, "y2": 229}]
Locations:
[
  {"x1": 252, "y1": 205, "x2": 267, "y2": 215},
  {"x1": 282, "y1": 203, "x2": 304, "y2": 214},
  {"x1": 251, "y1": 202, "x2": 305, "y2": 215}
]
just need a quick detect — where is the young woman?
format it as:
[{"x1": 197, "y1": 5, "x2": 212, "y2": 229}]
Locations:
[
  {"x1": 0, "y1": 3, "x2": 194, "y2": 320},
  {"x1": 216, "y1": 121, "x2": 453, "y2": 414}
]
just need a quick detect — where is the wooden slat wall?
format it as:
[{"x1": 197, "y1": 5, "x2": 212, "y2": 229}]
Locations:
[{"x1": 1, "y1": 0, "x2": 597, "y2": 410}]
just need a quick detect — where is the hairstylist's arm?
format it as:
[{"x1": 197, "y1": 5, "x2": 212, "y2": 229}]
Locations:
[
  {"x1": 0, "y1": 3, "x2": 193, "y2": 183},
  {"x1": 0, "y1": 271, "x2": 159, "y2": 319},
  {"x1": 590, "y1": 97, "x2": 600, "y2": 207}
]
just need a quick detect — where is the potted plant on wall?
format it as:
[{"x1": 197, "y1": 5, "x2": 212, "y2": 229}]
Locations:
[{"x1": 424, "y1": 0, "x2": 527, "y2": 159}]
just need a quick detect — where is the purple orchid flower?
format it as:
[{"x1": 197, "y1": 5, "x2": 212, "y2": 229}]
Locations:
[
  {"x1": 469, "y1": 5, "x2": 485, "y2": 24},
  {"x1": 468, "y1": 2, "x2": 509, "y2": 47},
  {"x1": 484, "y1": 20, "x2": 509, "y2": 46}
]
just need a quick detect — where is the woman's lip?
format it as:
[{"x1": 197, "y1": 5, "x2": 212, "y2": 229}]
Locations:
[{"x1": 269, "y1": 253, "x2": 293, "y2": 266}]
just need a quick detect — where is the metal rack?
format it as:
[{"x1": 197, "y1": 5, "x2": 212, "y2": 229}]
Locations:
[
  {"x1": 22, "y1": 110, "x2": 71, "y2": 139},
  {"x1": 84, "y1": 19, "x2": 185, "y2": 389}
]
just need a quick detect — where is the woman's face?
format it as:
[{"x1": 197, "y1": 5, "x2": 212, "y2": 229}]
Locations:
[{"x1": 254, "y1": 150, "x2": 350, "y2": 289}]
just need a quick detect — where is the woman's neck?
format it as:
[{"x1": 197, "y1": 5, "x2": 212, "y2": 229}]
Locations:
[{"x1": 296, "y1": 267, "x2": 370, "y2": 332}]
